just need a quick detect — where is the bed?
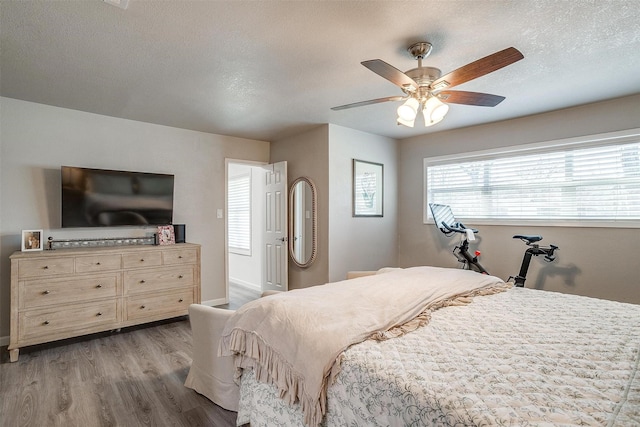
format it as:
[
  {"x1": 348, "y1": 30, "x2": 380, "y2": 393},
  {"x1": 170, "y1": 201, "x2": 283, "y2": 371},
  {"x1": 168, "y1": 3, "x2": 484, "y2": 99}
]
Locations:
[{"x1": 188, "y1": 266, "x2": 640, "y2": 426}]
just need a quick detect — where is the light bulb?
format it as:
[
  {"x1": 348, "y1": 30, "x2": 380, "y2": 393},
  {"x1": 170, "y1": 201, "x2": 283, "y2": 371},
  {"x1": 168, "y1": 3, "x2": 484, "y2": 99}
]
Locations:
[
  {"x1": 423, "y1": 97, "x2": 449, "y2": 127},
  {"x1": 396, "y1": 98, "x2": 419, "y2": 121}
]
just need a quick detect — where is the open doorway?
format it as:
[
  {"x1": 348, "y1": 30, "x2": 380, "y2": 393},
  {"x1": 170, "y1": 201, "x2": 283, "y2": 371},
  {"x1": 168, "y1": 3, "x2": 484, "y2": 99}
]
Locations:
[
  {"x1": 227, "y1": 161, "x2": 264, "y2": 309},
  {"x1": 225, "y1": 160, "x2": 289, "y2": 309}
]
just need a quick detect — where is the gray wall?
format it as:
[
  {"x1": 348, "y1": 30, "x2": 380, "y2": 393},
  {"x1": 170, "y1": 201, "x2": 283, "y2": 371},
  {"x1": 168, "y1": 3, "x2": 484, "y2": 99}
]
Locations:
[
  {"x1": 271, "y1": 125, "x2": 330, "y2": 289},
  {"x1": 328, "y1": 124, "x2": 398, "y2": 282},
  {"x1": 271, "y1": 124, "x2": 399, "y2": 288},
  {"x1": 0, "y1": 97, "x2": 269, "y2": 340},
  {"x1": 3, "y1": 92, "x2": 638, "y2": 345},
  {"x1": 398, "y1": 94, "x2": 640, "y2": 304}
]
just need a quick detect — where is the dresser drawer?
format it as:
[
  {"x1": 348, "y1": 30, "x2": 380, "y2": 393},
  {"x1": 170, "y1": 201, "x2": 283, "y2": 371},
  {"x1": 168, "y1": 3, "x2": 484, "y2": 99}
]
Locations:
[
  {"x1": 126, "y1": 289, "x2": 193, "y2": 321},
  {"x1": 19, "y1": 300, "x2": 118, "y2": 341},
  {"x1": 124, "y1": 266, "x2": 194, "y2": 294},
  {"x1": 18, "y1": 257, "x2": 75, "y2": 279},
  {"x1": 20, "y1": 274, "x2": 119, "y2": 309},
  {"x1": 162, "y1": 248, "x2": 198, "y2": 265},
  {"x1": 9, "y1": 243, "x2": 200, "y2": 362},
  {"x1": 75, "y1": 254, "x2": 122, "y2": 273},
  {"x1": 122, "y1": 251, "x2": 163, "y2": 269}
]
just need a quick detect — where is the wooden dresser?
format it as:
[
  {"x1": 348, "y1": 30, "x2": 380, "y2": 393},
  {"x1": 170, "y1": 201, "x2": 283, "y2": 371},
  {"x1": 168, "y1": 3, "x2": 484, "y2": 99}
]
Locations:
[{"x1": 8, "y1": 243, "x2": 201, "y2": 362}]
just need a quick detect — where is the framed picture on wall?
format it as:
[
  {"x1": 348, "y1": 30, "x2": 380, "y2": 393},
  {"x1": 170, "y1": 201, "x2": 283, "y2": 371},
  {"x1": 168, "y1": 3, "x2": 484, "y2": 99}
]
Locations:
[
  {"x1": 157, "y1": 225, "x2": 175, "y2": 245},
  {"x1": 353, "y1": 159, "x2": 383, "y2": 217},
  {"x1": 21, "y1": 229, "x2": 43, "y2": 252}
]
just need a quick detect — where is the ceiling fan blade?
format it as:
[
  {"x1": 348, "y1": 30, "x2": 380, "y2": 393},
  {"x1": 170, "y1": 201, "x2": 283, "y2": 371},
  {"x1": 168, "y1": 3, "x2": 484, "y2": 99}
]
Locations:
[
  {"x1": 431, "y1": 47, "x2": 524, "y2": 90},
  {"x1": 438, "y1": 90, "x2": 505, "y2": 107},
  {"x1": 331, "y1": 96, "x2": 405, "y2": 111},
  {"x1": 361, "y1": 59, "x2": 419, "y2": 91}
]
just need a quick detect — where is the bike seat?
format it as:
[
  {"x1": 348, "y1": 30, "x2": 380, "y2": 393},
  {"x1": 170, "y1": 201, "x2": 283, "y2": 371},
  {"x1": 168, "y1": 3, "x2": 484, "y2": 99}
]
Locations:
[{"x1": 513, "y1": 234, "x2": 542, "y2": 243}]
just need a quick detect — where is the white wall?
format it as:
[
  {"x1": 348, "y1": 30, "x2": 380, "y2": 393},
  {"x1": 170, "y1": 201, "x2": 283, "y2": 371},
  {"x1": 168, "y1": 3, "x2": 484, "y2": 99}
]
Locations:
[
  {"x1": 0, "y1": 97, "x2": 269, "y2": 339},
  {"x1": 328, "y1": 124, "x2": 398, "y2": 282},
  {"x1": 398, "y1": 94, "x2": 640, "y2": 304}
]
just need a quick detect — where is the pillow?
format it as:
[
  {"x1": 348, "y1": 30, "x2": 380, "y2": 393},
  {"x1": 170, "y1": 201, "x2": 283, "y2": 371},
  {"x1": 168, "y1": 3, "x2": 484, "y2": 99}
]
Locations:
[{"x1": 376, "y1": 267, "x2": 402, "y2": 274}]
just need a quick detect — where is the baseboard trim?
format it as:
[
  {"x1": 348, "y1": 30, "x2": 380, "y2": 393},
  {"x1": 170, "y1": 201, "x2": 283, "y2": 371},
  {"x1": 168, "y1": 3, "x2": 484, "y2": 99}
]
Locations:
[
  {"x1": 0, "y1": 335, "x2": 9, "y2": 347},
  {"x1": 229, "y1": 277, "x2": 261, "y2": 292}
]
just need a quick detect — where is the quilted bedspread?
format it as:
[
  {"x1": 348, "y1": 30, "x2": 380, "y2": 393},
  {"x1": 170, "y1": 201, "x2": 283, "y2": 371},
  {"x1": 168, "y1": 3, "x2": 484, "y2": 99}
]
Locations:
[{"x1": 237, "y1": 287, "x2": 640, "y2": 426}]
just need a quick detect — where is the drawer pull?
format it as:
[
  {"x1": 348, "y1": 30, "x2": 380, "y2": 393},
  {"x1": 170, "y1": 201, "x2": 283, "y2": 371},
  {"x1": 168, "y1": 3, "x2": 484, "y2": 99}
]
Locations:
[
  {"x1": 140, "y1": 258, "x2": 145, "y2": 262},
  {"x1": 178, "y1": 275, "x2": 184, "y2": 279},
  {"x1": 96, "y1": 284, "x2": 103, "y2": 289},
  {"x1": 139, "y1": 280, "x2": 146, "y2": 284},
  {"x1": 96, "y1": 262, "x2": 101, "y2": 265},
  {"x1": 178, "y1": 255, "x2": 183, "y2": 259},
  {"x1": 140, "y1": 305, "x2": 146, "y2": 309},
  {"x1": 43, "y1": 266, "x2": 49, "y2": 270},
  {"x1": 178, "y1": 298, "x2": 184, "y2": 303},
  {"x1": 96, "y1": 312, "x2": 103, "y2": 316},
  {"x1": 43, "y1": 320, "x2": 50, "y2": 325},
  {"x1": 42, "y1": 290, "x2": 50, "y2": 295}
]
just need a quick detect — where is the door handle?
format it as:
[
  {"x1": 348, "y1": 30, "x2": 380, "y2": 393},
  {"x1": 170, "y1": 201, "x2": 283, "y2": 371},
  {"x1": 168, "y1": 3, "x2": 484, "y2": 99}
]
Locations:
[{"x1": 277, "y1": 237, "x2": 288, "y2": 242}]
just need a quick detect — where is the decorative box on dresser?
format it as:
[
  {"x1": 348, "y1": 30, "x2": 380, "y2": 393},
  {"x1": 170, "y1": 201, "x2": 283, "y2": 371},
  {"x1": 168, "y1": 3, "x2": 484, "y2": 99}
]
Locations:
[{"x1": 8, "y1": 242, "x2": 201, "y2": 362}]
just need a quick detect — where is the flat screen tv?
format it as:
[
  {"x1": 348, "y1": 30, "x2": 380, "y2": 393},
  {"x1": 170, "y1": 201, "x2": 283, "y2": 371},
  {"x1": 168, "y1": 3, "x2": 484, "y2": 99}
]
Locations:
[{"x1": 61, "y1": 166, "x2": 174, "y2": 228}]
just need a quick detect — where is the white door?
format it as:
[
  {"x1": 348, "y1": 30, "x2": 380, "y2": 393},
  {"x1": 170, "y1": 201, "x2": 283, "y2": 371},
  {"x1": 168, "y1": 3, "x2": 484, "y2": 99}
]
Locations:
[{"x1": 261, "y1": 161, "x2": 288, "y2": 292}]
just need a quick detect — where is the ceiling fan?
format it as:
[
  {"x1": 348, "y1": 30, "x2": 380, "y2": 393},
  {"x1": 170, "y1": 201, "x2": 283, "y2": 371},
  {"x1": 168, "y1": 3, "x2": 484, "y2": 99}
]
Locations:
[{"x1": 332, "y1": 42, "x2": 524, "y2": 128}]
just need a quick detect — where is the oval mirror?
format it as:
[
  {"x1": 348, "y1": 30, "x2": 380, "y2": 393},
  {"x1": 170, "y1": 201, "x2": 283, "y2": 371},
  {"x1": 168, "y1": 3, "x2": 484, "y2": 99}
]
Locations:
[{"x1": 289, "y1": 177, "x2": 317, "y2": 268}]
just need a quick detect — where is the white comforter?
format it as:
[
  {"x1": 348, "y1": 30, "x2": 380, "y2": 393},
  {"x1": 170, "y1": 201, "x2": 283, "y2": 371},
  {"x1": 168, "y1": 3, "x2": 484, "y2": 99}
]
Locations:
[
  {"x1": 222, "y1": 266, "x2": 508, "y2": 426},
  {"x1": 237, "y1": 287, "x2": 640, "y2": 426}
]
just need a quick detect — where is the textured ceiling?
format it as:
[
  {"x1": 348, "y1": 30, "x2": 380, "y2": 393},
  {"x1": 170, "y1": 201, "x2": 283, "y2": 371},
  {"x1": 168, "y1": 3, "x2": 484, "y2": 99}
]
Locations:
[{"x1": 1, "y1": 1, "x2": 639, "y2": 142}]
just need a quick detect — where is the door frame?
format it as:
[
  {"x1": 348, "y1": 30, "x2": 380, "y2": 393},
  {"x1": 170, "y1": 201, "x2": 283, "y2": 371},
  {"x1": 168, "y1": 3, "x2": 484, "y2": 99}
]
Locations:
[{"x1": 225, "y1": 159, "x2": 267, "y2": 303}]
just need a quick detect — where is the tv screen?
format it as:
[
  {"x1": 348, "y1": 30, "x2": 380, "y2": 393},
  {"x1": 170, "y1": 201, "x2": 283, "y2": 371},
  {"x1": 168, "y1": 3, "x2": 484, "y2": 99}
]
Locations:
[{"x1": 61, "y1": 166, "x2": 174, "y2": 228}]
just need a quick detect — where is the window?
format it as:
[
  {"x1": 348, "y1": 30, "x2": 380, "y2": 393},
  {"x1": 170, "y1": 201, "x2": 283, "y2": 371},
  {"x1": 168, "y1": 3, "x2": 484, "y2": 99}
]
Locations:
[
  {"x1": 228, "y1": 172, "x2": 251, "y2": 255},
  {"x1": 424, "y1": 129, "x2": 640, "y2": 227}
]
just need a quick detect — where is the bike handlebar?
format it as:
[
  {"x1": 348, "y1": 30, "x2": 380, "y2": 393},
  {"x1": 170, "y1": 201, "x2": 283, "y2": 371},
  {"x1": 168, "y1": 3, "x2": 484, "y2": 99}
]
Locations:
[
  {"x1": 442, "y1": 221, "x2": 478, "y2": 235},
  {"x1": 544, "y1": 244, "x2": 559, "y2": 262}
]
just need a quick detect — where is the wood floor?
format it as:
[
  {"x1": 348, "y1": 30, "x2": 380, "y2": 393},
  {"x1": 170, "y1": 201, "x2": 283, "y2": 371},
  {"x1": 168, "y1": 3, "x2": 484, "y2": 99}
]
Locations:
[
  {"x1": 0, "y1": 312, "x2": 258, "y2": 426},
  {"x1": 226, "y1": 283, "x2": 262, "y2": 310}
]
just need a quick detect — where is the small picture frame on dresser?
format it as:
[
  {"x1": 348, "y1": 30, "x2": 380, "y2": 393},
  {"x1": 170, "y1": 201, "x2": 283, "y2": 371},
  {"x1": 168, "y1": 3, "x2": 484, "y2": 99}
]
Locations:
[
  {"x1": 21, "y1": 229, "x2": 43, "y2": 252},
  {"x1": 156, "y1": 225, "x2": 175, "y2": 245}
]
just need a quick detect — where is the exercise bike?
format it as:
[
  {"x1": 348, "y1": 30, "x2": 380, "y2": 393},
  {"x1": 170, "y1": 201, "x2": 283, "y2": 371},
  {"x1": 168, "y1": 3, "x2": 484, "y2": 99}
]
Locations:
[{"x1": 429, "y1": 203, "x2": 558, "y2": 287}]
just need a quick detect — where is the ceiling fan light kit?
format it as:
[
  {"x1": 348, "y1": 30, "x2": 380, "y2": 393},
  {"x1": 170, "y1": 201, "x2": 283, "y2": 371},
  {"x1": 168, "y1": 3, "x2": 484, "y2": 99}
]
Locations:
[
  {"x1": 397, "y1": 98, "x2": 420, "y2": 121},
  {"x1": 396, "y1": 94, "x2": 449, "y2": 128},
  {"x1": 423, "y1": 96, "x2": 449, "y2": 127},
  {"x1": 332, "y1": 42, "x2": 524, "y2": 129}
]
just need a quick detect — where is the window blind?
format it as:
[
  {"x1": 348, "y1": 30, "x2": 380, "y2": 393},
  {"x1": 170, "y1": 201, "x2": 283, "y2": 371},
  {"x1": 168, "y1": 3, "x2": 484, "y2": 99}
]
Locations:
[
  {"x1": 228, "y1": 173, "x2": 251, "y2": 255},
  {"x1": 424, "y1": 130, "x2": 640, "y2": 226}
]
